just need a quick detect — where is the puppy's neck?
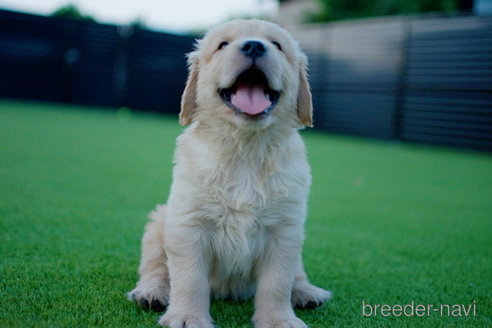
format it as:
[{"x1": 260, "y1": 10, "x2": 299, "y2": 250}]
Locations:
[{"x1": 193, "y1": 119, "x2": 295, "y2": 160}]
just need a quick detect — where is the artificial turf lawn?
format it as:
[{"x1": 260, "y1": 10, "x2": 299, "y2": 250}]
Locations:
[{"x1": 0, "y1": 100, "x2": 491, "y2": 328}]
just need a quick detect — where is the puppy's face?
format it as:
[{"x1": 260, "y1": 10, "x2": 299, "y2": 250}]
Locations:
[{"x1": 180, "y1": 19, "x2": 312, "y2": 130}]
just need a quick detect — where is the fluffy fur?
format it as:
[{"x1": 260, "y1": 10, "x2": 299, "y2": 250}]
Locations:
[{"x1": 129, "y1": 19, "x2": 331, "y2": 328}]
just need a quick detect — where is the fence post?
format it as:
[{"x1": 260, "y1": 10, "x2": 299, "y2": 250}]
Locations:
[
  {"x1": 393, "y1": 18, "x2": 411, "y2": 140},
  {"x1": 113, "y1": 25, "x2": 133, "y2": 108},
  {"x1": 313, "y1": 25, "x2": 331, "y2": 130},
  {"x1": 61, "y1": 20, "x2": 79, "y2": 104}
]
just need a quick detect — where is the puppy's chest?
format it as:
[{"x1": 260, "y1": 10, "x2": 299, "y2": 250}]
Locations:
[
  {"x1": 206, "y1": 162, "x2": 290, "y2": 212},
  {"x1": 209, "y1": 215, "x2": 265, "y2": 276},
  {"x1": 204, "y1": 164, "x2": 287, "y2": 270}
]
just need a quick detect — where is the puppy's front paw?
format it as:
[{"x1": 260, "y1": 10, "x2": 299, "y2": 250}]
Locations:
[
  {"x1": 253, "y1": 315, "x2": 307, "y2": 328},
  {"x1": 158, "y1": 312, "x2": 214, "y2": 328},
  {"x1": 128, "y1": 285, "x2": 169, "y2": 312},
  {"x1": 291, "y1": 284, "x2": 332, "y2": 310}
]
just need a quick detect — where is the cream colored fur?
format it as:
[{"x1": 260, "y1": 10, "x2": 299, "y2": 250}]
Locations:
[{"x1": 129, "y1": 19, "x2": 331, "y2": 328}]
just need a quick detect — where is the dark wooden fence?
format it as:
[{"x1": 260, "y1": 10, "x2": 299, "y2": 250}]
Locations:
[
  {"x1": 1, "y1": 9, "x2": 491, "y2": 151},
  {"x1": 291, "y1": 15, "x2": 492, "y2": 151},
  {"x1": 0, "y1": 9, "x2": 194, "y2": 113}
]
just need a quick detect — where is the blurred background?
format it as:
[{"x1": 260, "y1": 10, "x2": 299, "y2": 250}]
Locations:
[{"x1": 0, "y1": 0, "x2": 491, "y2": 151}]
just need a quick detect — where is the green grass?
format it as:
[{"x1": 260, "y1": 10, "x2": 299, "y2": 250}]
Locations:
[{"x1": 1, "y1": 100, "x2": 491, "y2": 328}]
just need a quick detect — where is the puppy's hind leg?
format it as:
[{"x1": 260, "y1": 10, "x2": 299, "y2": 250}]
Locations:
[
  {"x1": 291, "y1": 260, "x2": 332, "y2": 310},
  {"x1": 128, "y1": 205, "x2": 170, "y2": 312}
]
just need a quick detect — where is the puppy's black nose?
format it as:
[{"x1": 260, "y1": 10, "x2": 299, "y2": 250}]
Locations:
[{"x1": 241, "y1": 41, "x2": 266, "y2": 59}]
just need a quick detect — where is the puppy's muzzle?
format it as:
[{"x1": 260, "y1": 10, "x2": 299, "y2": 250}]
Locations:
[
  {"x1": 219, "y1": 68, "x2": 280, "y2": 118},
  {"x1": 218, "y1": 40, "x2": 280, "y2": 118}
]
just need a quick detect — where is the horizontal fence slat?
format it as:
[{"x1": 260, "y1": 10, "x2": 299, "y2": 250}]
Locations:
[
  {"x1": 407, "y1": 68, "x2": 492, "y2": 77},
  {"x1": 407, "y1": 61, "x2": 492, "y2": 69},
  {"x1": 403, "y1": 132, "x2": 492, "y2": 150},
  {"x1": 405, "y1": 103, "x2": 492, "y2": 116},
  {"x1": 407, "y1": 52, "x2": 492, "y2": 62},
  {"x1": 403, "y1": 124, "x2": 492, "y2": 140},
  {"x1": 410, "y1": 36, "x2": 492, "y2": 48},
  {"x1": 404, "y1": 111, "x2": 492, "y2": 125}
]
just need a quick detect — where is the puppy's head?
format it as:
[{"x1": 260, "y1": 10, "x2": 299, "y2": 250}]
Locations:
[{"x1": 180, "y1": 19, "x2": 312, "y2": 130}]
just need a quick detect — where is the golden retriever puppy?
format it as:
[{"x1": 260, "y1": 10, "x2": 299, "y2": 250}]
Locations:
[{"x1": 129, "y1": 19, "x2": 331, "y2": 328}]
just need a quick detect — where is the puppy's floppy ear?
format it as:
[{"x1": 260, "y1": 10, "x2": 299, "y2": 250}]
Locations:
[
  {"x1": 297, "y1": 54, "x2": 313, "y2": 127},
  {"x1": 179, "y1": 51, "x2": 199, "y2": 126}
]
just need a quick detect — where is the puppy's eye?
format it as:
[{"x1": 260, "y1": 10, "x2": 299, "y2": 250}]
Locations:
[
  {"x1": 218, "y1": 41, "x2": 229, "y2": 50},
  {"x1": 271, "y1": 41, "x2": 282, "y2": 51}
]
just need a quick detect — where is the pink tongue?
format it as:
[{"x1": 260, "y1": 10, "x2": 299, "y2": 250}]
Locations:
[{"x1": 231, "y1": 83, "x2": 271, "y2": 116}]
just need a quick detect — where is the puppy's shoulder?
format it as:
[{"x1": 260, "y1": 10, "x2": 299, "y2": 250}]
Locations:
[
  {"x1": 175, "y1": 123, "x2": 207, "y2": 157},
  {"x1": 173, "y1": 123, "x2": 220, "y2": 179},
  {"x1": 277, "y1": 132, "x2": 311, "y2": 186},
  {"x1": 281, "y1": 131, "x2": 308, "y2": 163}
]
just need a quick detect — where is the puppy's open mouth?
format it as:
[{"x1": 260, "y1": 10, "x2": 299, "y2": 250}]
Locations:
[{"x1": 219, "y1": 69, "x2": 280, "y2": 117}]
